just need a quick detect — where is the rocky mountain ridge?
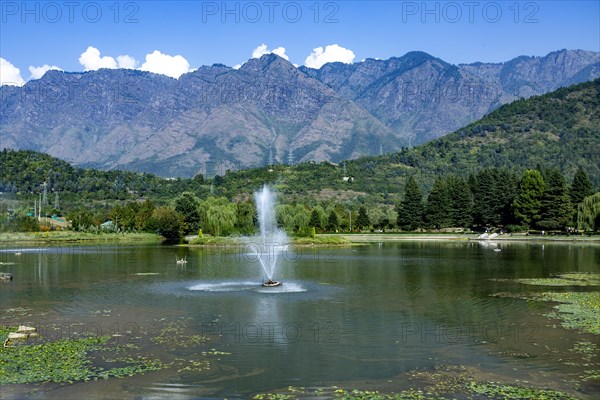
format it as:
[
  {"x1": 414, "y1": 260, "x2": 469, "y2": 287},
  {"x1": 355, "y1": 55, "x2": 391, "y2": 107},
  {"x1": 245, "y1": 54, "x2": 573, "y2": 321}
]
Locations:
[{"x1": 1, "y1": 49, "x2": 598, "y2": 177}]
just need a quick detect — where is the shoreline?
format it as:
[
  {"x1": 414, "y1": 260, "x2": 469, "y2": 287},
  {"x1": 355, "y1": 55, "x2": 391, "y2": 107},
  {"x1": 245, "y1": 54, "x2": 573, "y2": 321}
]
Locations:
[
  {"x1": 0, "y1": 231, "x2": 597, "y2": 246},
  {"x1": 0, "y1": 232, "x2": 164, "y2": 244},
  {"x1": 329, "y1": 233, "x2": 600, "y2": 244},
  {"x1": 181, "y1": 235, "x2": 350, "y2": 248}
]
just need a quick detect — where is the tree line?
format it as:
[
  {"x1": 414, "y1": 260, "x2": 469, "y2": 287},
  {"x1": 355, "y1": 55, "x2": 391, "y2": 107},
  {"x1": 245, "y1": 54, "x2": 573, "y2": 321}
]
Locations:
[
  {"x1": 2, "y1": 148, "x2": 598, "y2": 236},
  {"x1": 64, "y1": 166, "x2": 597, "y2": 238},
  {"x1": 396, "y1": 167, "x2": 596, "y2": 232}
]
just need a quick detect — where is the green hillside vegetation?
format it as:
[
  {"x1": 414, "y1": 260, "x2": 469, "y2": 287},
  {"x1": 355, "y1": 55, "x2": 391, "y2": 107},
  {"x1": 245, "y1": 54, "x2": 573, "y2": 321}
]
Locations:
[
  {"x1": 217, "y1": 78, "x2": 600, "y2": 198},
  {"x1": 0, "y1": 149, "x2": 206, "y2": 201},
  {"x1": 1, "y1": 80, "x2": 599, "y2": 236}
]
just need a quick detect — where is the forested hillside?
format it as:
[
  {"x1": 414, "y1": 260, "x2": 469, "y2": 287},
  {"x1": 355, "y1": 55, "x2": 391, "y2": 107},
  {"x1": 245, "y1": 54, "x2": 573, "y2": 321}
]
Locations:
[
  {"x1": 2, "y1": 79, "x2": 598, "y2": 203},
  {"x1": 1, "y1": 79, "x2": 598, "y2": 234},
  {"x1": 0, "y1": 149, "x2": 204, "y2": 201},
  {"x1": 217, "y1": 79, "x2": 600, "y2": 199}
]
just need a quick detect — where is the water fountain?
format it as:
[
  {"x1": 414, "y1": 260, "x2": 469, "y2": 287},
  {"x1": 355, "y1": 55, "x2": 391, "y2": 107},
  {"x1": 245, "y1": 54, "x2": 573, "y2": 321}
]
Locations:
[
  {"x1": 253, "y1": 185, "x2": 288, "y2": 287},
  {"x1": 187, "y1": 185, "x2": 304, "y2": 294}
]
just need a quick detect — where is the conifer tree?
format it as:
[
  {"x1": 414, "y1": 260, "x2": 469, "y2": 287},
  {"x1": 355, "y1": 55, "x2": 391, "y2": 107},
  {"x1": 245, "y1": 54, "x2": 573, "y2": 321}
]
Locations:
[
  {"x1": 570, "y1": 168, "x2": 593, "y2": 208},
  {"x1": 309, "y1": 209, "x2": 322, "y2": 229},
  {"x1": 397, "y1": 176, "x2": 424, "y2": 230},
  {"x1": 513, "y1": 170, "x2": 545, "y2": 228},
  {"x1": 472, "y1": 169, "x2": 518, "y2": 227},
  {"x1": 425, "y1": 177, "x2": 450, "y2": 229},
  {"x1": 538, "y1": 168, "x2": 572, "y2": 230},
  {"x1": 356, "y1": 206, "x2": 370, "y2": 230},
  {"x1": 327, "y1": 210, "x2": 339, "y2": 231},
  {"x1": 446, "y1": 175, "x2": 472, "y2": 228}
]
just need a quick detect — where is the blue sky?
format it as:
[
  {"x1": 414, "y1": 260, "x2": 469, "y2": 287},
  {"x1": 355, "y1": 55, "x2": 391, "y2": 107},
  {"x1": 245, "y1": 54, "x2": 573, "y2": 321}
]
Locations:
[{"x1": 1, "y1": 0, "x2": 599, "y2": 83}]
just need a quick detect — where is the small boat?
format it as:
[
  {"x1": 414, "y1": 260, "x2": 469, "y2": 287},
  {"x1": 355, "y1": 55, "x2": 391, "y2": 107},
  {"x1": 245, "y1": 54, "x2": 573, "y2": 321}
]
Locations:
[{"x1": 262, "y1": 280, "x2": 282, "y2": 287}]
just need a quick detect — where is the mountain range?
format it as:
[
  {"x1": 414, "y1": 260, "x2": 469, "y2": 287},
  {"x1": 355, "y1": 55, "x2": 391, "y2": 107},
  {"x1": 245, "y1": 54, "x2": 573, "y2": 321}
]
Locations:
[
  {"x1": 1, "y1": 49, "x2": 598, "y2": 177},
  {"x1": 2, "y1": 79, "x2": 598, "y2": 202},
  {"x1": 215, "y1": 78, "x2": 600, "y2": 199}
]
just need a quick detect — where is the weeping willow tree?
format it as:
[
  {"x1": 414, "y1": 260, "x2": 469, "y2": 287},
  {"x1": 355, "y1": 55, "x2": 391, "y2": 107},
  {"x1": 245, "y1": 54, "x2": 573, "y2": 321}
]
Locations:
[
  {"x1": 274, "y1": 204, "x2": 311, "y2": 233},
  {"x1": 275, "y1": 204, "x2": 295, "y2": 232},
  {"x1": 199, "y1": 197, "x2": 237, "y2": 236},
  {"x1": 577, "y1": 192, "x2": 600, "y2": 232},
  {"x1": 293, "y1": 204, "x2": 311, "y2": 233}
]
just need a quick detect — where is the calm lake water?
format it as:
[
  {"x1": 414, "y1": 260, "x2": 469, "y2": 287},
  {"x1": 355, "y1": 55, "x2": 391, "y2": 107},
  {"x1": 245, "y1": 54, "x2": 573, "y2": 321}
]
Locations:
[{"x1": 0, "y1": 240, "x2": 598, "y2": 399}]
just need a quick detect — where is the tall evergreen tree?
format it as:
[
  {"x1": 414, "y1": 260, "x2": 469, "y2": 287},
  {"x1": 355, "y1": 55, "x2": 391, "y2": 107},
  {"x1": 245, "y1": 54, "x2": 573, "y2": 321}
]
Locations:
[
  {"x1": 424, "y1": 177, "x2": 450, "y2": 229},
  {"x1": 309, "y1": 209, "x2": 322, "y2": 229},
  {"x1": 356, "y1": 206, "x2": 370, "y2": 230},
  {"x1": 472, "y1": 168, "x2": 518, "y2": 227},
  {"x1": 538, "y1": 168, "x2": 572, "y2": 230},
  {"x1": 313, "y1": 205, "x2": 327, "y2": 229},
  {"x1": 467, "y1": 174, "x2": 477, "y2": 196},
  {"x1": 513, "y1": 170, "x2": 545, "y2": 228},
  {"x1": 472, "y1": 169, "x2": 496, "y2": 226},
  {"x1": 496, "y1": 169, "x2": 519, "y2": 226},
  {"x1": 446, "y1": 175, "x2": 472, "y2": 227},
  {"x1": 570, "y1": 168, "x2": 594, "y2": 208},
  {"x1": 327, "y1": 210, "x2": 339, "y2": 231},
  {"x1": 396, "y1": 176, "x2": 424, "y2": 230}
]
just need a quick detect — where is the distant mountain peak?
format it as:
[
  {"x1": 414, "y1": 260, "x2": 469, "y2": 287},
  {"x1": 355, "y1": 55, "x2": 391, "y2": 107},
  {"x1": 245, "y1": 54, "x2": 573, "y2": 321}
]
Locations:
[
  {"x1": 1, "y1": 49, "x2": 598, "y2": 177},
  {"x1": 400, "y1": 50, "x2": 437, "y2": 61},
  {"x1": 240, "y1": 53, "x2": 295, "y2": 72}
]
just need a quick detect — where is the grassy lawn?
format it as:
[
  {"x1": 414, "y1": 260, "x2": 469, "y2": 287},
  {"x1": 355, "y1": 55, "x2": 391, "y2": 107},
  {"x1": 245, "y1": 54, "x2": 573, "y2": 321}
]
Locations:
[
  {"x1": 186, "y1": 235, "x2": 349, "y2": 247},
  {"x1": 0, "y1": 231, "x2": 163, "y2": 243}
]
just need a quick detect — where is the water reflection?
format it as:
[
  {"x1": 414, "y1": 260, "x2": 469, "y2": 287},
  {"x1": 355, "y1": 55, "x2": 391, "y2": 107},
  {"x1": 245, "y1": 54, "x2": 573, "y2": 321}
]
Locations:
[{"x1": 0, "y1": 241, "x2": 598, "y2": 399}]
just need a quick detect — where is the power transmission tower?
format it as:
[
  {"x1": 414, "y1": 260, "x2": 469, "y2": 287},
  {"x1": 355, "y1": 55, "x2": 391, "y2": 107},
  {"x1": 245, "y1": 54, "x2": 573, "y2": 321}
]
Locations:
[
  {"x1": 287, "y1": 149, "x2": 294, "y2": 166},
  {"x1": 268, "y1": 147, "x2": 274, "y2": 166},
  {"x1": 54, "y1": 191, "x2": 60, "y2": 210}
]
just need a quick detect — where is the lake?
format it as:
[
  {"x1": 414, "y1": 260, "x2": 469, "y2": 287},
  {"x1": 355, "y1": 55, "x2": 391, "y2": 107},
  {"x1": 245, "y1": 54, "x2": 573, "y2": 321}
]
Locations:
[{"x1": 0, "y1": 240, "x2": 598, "y2": 399}]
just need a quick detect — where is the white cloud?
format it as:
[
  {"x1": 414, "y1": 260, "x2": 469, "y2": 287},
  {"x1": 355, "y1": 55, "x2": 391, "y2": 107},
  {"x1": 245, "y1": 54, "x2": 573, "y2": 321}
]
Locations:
[
  {"x1": 79, "y1": 46, "x2": 137, "y2": 71},
  {"x1": 0, "y1": 58, "x2": 25, "y2": 86},
  {"x1": 271, "y1": 47, "x2": 289, "y2": 61},
  {"x1": 28, "y1": 64, "x2": 63, "y2": 80},
  {"x1": 251, "y1": 44, "x2": 289, "y2": 61},
  {"x1": 80, "y1": 46, "x2": 189, "y2": 78},
  {"x1": 116, "y1": 55, "x2": 137, "y2": 69},
  {"x1": 140, "y1": 50, "x2": 191, "y2": 79},
  {"x1": 79, "y1": 46, "x2": 118, "y2": 70},
  {"x1": 252, "y1": 44, "x2": 269, "y2": 58},
  {"x1": 304, "y1": 44, "x2": 356, "y2": 69},
  {"x1": 233, "y1": 64, "x2": 242, "y2": 70}
]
